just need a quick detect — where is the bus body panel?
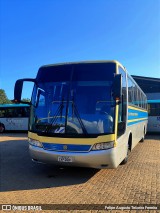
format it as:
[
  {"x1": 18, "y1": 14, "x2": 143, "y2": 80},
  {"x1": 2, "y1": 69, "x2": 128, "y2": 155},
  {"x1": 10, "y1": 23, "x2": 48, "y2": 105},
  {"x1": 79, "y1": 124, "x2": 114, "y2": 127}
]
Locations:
[
  {"x1": 28, "y1": 132, "x2": 116, "y2": 145},
  {"x1": 127, "y1": 106, "x2": 148, "y2": 148},
  {"x1": 147, "y1": 100, "x2": 160, "y2": 133},
  {"x1": 28, "y1": 131, "x2": 127, "y2": 169},
  {"x1": 117, "y1": 106, "x2": 148, "y2": 159},
  {"x1": 0, "y1": 117, "x2": 28, "y2": 131},
  {"x1": 28, "y1": 119, "x2": 148, "y2": 169},
  {"x1": 29, "y1": 145, "x2": 118, "y2": 169},
  {"x1": 127, "y1": 120, "x2": 147, "y2": 149},
  {"x1": 148, "y1": 116, "x2": 160, "y2": 132}
]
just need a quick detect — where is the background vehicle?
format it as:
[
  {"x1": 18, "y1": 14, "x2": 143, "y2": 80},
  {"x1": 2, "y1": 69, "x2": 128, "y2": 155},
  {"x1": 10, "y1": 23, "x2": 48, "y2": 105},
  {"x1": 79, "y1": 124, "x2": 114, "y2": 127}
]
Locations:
[
  {"x1": 0, "y1": 104, "x2": 30, "y2": 132},
  {"x1": 14, "y1": 61, "x2": 148, "y2": 168},
  {"x1": 147, "y1": 100, "x2": 160, "y2": 133},
  {"x1": 0, "y1": 122, "x2": 5, "y2": 133}
]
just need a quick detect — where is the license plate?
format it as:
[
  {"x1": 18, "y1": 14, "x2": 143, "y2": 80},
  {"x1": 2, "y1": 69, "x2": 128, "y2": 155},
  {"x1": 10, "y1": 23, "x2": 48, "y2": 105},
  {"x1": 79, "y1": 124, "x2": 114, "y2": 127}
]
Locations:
[{"x1": 58, "y1": 156, "x2": 73, "y2": 162}]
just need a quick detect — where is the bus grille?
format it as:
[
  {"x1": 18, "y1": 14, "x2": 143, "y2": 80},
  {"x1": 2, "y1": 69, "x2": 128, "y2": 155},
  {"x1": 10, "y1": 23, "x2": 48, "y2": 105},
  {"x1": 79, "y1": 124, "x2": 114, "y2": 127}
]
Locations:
[{"x1": 42, "y1": 143, "x2": 91, "y2": 152}]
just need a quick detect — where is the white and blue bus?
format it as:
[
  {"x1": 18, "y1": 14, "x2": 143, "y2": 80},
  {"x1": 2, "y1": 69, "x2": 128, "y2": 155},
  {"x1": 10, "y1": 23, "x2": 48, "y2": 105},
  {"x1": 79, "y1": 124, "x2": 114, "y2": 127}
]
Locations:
[
  {"x1": 14, "y1": 61, "x2": 148, "y2": 168},
  {"x1": 147, "y1": 100, "x2": 160, "y2": 133},
  {"x1": 0, "y1": 104, "x2": 30, "y2": 132}
]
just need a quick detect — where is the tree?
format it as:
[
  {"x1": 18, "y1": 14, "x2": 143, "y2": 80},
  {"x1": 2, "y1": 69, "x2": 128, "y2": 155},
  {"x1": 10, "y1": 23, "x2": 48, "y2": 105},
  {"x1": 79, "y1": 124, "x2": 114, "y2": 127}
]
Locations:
[
  {"x1": 21, "y1": 98, "x2": 31, "y2": 103},
  {"x1": 0, "y1": 89, "x2": 11, "y2": 104}
]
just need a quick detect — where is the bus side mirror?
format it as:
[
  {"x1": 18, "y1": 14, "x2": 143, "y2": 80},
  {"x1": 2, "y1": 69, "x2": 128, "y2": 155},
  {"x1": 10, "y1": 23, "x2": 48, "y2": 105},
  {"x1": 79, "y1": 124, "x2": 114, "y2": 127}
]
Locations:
[
  {"x1": 112, "y1": 74, "x2": 122, "y2": 103},
  {"x1": 14, "y1": 78, "x2": 35, "y2": 104}
]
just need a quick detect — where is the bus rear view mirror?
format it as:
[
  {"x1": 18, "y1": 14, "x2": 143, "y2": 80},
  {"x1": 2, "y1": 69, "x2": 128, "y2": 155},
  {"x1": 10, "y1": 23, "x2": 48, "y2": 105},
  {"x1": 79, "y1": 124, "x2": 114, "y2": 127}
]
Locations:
[
  {"x1": 14, "y1": 78, "x2": 35, "y2": 104},
  {"x1": 112, "y1": 74, "x2": 122, "y2": 103}
]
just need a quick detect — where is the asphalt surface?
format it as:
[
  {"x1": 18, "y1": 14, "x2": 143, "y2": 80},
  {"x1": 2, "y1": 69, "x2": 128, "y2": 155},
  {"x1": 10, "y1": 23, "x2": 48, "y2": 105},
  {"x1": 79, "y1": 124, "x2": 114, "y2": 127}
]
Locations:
[{"x1": 0, "y1": 133, "x2": 160, "y2": 212}]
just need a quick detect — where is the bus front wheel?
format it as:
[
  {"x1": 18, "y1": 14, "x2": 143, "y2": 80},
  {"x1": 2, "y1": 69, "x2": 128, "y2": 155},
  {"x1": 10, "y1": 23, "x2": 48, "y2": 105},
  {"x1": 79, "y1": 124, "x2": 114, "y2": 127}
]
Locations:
[
  {"x1": 121, "y1": 135, "x2": 132, "y2": 165},
  {"x1": 120, "y1": 144, "x2": 129, "y2": 165}
]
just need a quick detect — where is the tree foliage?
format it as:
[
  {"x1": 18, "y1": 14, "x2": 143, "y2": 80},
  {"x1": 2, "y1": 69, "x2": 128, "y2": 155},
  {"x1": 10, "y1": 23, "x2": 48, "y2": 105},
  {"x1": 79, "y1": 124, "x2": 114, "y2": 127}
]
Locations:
[
  {"x1": 0, "y1": 89, "x2": 12, "y2": 104},
  {"x1": 22, "y1": 98, "x2": 31, "y2": 103},
  {"x1": 0, "y1": 89, "x2": 30, "y2": 104}
]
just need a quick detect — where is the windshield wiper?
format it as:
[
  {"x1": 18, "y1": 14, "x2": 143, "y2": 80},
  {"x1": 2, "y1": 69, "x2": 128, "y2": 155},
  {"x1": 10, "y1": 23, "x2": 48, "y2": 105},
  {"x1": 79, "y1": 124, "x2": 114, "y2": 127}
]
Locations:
[
  {"x1": 44, "y1": 101, "x2": 88, "y2": 135},
  {"x1": 45, "y1": 98, "x2": 64, "y2": 133},
  {"x1": 71, "y1": 98, "x2": 88, "y2": 135}
]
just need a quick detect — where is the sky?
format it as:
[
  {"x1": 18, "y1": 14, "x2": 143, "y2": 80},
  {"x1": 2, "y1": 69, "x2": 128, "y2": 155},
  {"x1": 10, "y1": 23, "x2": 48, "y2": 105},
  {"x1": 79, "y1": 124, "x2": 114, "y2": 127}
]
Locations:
[{"x1": 0, "y1": 0, "x2": 160, "y2": 100}]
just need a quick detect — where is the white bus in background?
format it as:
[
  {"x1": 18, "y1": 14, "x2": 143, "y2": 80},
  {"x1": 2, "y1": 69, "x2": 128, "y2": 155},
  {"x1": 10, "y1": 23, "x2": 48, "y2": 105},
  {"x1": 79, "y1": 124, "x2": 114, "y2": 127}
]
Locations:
[
  {"x1": 0, "y1": 104, "x2": 30, "y2": 133},
  {"x1": 147, "y1": 100, "x2": 160, "y2": 133}
]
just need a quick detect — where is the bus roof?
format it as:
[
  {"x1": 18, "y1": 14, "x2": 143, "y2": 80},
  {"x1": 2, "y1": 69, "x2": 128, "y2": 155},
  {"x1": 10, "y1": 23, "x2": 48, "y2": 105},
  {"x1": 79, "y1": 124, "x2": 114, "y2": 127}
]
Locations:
[
  {"x1": 39, "y1": 60, "x2": 125, "y2": 70},
  {"x1": 147, "y1": 100, "x2": 160, "y2": 103},
  {"x1": 0, "y1": 104, "x2": 30, "y2": 108},
  {"x1": 37, "y1": 60, "x2": 146, "y2": 98}
]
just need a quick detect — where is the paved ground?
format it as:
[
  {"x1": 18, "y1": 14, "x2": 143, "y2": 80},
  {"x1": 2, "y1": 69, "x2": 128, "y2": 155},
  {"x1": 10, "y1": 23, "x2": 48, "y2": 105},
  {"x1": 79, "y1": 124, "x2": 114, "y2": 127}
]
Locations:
[{"x1": 0, "y1": 133, "x2": 160, "y2": 212}]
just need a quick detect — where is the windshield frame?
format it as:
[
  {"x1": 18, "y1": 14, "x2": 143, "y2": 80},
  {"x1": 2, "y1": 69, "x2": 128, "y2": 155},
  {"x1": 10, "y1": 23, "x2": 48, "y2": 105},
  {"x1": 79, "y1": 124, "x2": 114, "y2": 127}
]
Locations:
[{"x1": 29, "y1": 63, "x2": 116, "y2": 137}]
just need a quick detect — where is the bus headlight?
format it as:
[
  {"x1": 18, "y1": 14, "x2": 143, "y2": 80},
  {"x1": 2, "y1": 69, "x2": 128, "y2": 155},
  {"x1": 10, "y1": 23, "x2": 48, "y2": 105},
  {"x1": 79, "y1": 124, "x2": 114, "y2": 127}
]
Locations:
[
  {"x1": 28, "y1": 138, "x2": 42, "y2": 148},
  {"x1": 92, "y1": 142, "x2": 114, "y2": 150}
]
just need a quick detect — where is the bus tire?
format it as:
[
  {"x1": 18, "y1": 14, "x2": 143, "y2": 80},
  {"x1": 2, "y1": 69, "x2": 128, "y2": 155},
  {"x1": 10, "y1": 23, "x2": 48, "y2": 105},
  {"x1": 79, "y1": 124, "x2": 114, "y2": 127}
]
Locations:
[
  {"x1": 120, "y1": 144, "x2": 129, "y2": 165},
  {"x1": 0, "y1": 123, "x2": 5, "y2": 133},
  {"x1": 140, "y1": 127, "x2": 145, "y2": 143},
  {"x1": 121, "y1": 135, "x2": 132, "y2": 165}
]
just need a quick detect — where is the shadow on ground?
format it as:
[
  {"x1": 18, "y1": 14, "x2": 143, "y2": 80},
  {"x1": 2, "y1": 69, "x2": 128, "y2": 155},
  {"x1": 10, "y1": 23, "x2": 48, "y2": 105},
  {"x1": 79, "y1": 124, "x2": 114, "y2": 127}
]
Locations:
[
  {"x1": 0, "y1": 137, "x2": 99, "y2": 192},
  {"x1": 146, "y1": 132, "x2": 160, "y2": 139}
]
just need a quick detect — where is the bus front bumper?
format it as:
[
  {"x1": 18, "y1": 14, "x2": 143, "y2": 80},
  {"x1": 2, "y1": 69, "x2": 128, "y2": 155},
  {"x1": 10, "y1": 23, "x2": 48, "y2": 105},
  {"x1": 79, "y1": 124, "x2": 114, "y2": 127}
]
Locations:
[{"x1": 29, "y1": 145, "x2": 118, "y2": 169}]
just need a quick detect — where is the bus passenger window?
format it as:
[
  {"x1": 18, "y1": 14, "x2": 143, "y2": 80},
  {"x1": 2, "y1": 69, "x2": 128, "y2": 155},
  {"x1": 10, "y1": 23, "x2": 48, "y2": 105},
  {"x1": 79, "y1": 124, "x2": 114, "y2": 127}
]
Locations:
[{"x1": 0, "y1": 109, "x2": 5, "y2": 118}]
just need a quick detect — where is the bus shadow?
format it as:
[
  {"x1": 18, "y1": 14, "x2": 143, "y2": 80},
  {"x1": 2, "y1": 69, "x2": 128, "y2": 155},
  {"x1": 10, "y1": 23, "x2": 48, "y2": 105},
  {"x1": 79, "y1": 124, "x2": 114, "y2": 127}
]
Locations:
[
  {"x1": 0, "y1": 138, "x2": 99, "y2": 192},
  {"x1": 146, "y1": 133, "x2": 160, "y2": 140}
]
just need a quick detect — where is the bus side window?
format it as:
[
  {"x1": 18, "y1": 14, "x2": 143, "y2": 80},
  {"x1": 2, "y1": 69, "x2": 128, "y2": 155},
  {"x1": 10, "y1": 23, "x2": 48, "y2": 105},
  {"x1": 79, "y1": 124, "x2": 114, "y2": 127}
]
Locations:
[
  {"x1": 6, "y1": 108, "x2": 14, "y2": 117},
  {"x1": 16, "y1": 108, "x2": 23, "y2": 117},
  {"x1": 0, "y1": 108, "x2": 5, "y2": 117},
  {"x1": 24, "y1": 107, "x2": 30, "y2": 117},
  {"x1": 117, "y1": 67, "x2": 127, "y2": 137}
]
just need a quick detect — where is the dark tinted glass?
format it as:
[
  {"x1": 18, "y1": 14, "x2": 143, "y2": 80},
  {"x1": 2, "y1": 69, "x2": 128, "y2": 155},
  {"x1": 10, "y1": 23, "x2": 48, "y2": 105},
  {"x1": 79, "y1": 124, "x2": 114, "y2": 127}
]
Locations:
[
  {"x1": 37, "y1": 63, "x2": 116, "y2": 83},
  {"x1": 148, "y1": 103, "x2": 160, "y2": 116},
  {"x1": 31, "y1": 62, "x2": 116, "y2": 136}
]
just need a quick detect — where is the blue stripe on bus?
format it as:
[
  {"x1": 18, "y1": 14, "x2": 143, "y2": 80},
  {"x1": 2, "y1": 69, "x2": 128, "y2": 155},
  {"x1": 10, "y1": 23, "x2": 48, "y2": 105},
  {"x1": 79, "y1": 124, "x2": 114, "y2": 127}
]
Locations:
[
  {"x1": 147, "y1": 100, "x2": 160, "y2": 104},
  {"x1": 127, "y1": 118, "x2": 148, "y2": 126},
  {"x1": 127, "y1": 107, "x2": 148, "y2": 126},
  {"x1": 0, "y1": 104, "x2": 29, "y2": 107},
  {"x1": 42, "y1": 143, "x2": 91, "y2": 152},
  {"x1": 128, "y1": 108, "x2": 148, "y2": 120}
]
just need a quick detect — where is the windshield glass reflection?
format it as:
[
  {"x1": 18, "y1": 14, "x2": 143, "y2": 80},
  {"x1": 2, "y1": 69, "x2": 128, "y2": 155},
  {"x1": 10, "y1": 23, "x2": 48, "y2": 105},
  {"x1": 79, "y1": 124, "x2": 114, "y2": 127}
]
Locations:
[{"x1": 31, "y1": 80, "x2": 115, "y2": 135}]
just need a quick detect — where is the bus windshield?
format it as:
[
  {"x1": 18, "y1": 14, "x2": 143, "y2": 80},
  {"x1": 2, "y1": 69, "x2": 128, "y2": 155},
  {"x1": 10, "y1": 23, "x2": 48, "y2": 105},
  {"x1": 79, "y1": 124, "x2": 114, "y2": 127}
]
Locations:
[{"x1": 30, "y1": 63, "x2": 116, "y2": 136}]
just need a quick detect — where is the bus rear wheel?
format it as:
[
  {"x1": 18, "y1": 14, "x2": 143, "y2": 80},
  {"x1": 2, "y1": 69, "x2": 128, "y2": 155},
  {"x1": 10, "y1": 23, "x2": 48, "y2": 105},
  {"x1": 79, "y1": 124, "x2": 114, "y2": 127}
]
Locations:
[{"x1": 0, "y1": 123, "x2": 5, "y2": 133}]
